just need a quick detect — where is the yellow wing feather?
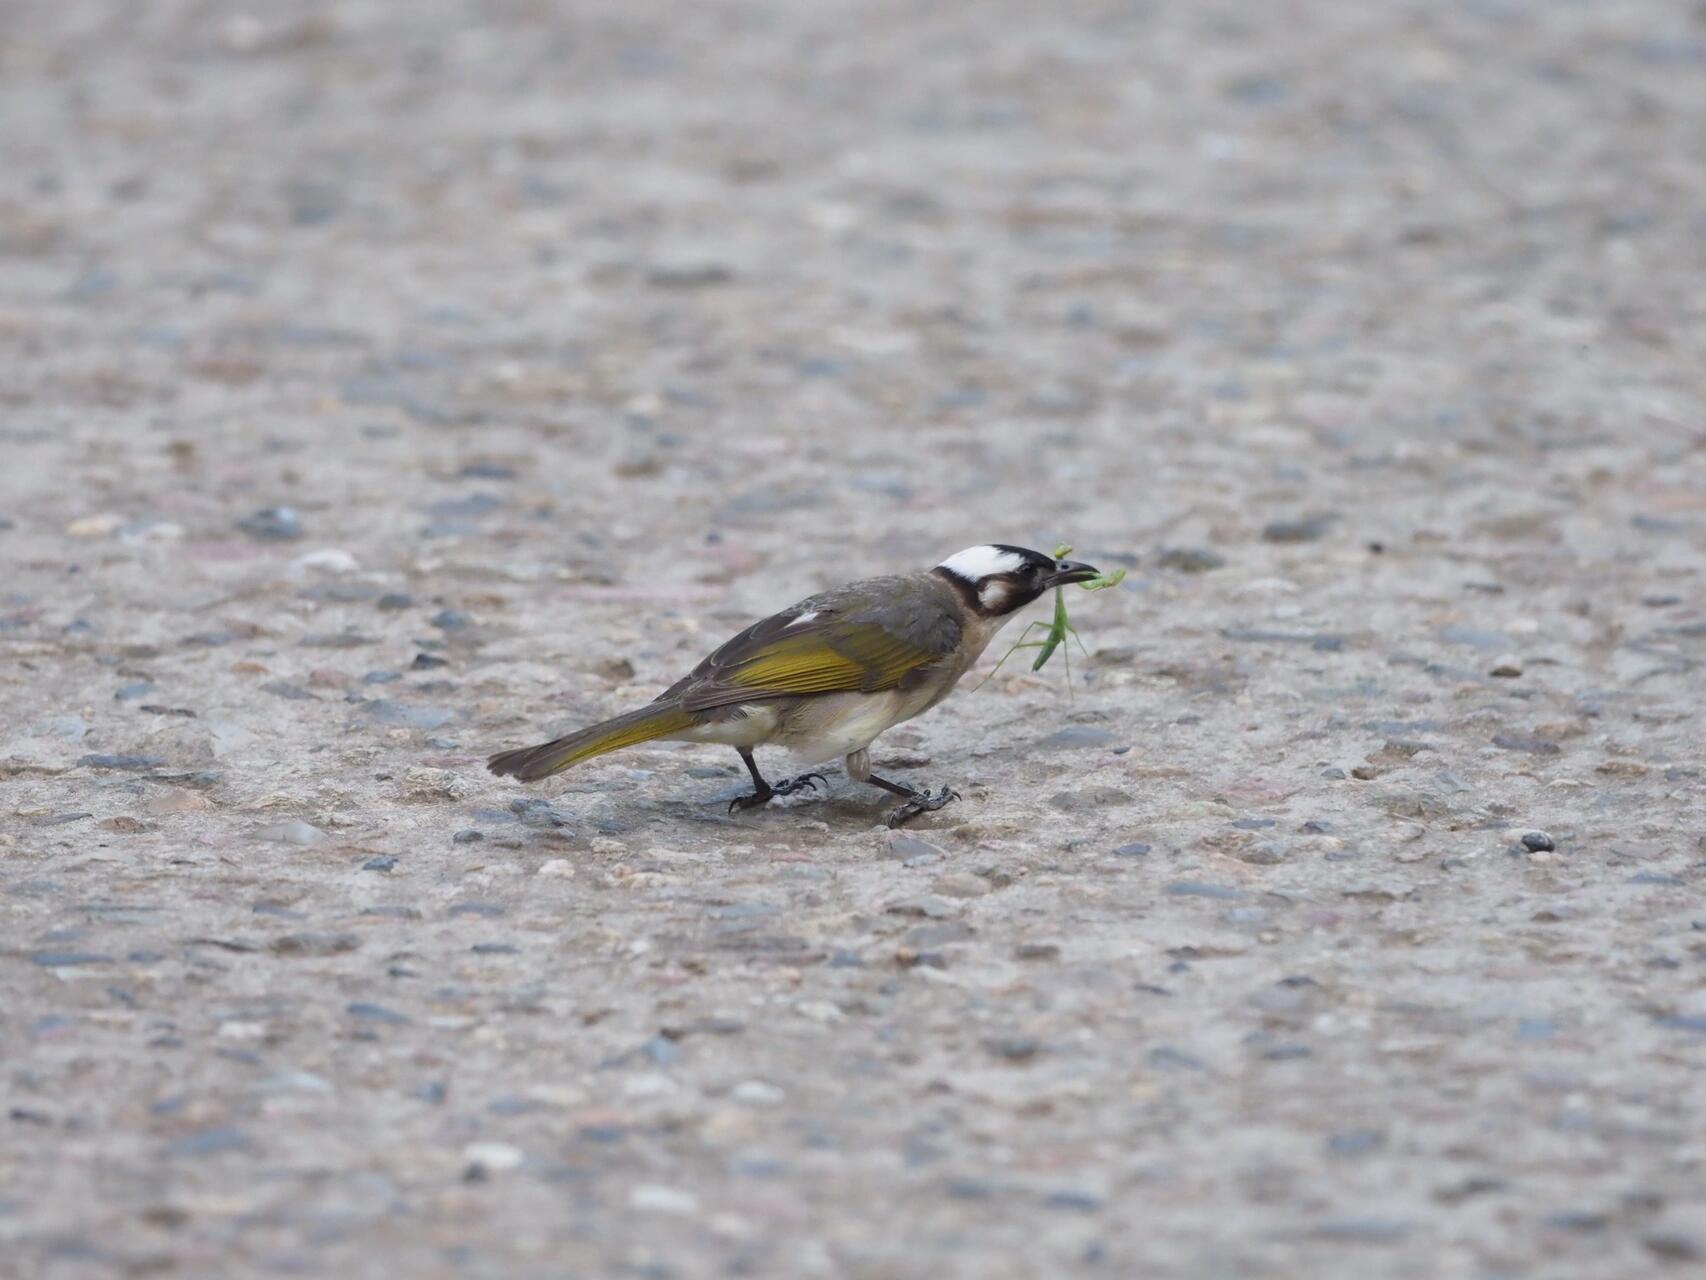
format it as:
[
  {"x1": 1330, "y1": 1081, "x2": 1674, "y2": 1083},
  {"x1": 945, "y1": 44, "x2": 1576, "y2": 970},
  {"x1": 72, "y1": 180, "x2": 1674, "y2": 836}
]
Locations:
[
  {"x1": 728, "y1": 630, "x2": 928, "y2": 693},
  {"x1": 693, "y1": 622, "x2": 942, "y2": 706}
]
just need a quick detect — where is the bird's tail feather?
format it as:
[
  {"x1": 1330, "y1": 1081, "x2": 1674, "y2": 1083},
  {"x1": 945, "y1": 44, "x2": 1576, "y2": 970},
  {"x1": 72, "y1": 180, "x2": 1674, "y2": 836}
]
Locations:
[{"x1": 487, "y1": 704, "x2": 695, "y2": 781}]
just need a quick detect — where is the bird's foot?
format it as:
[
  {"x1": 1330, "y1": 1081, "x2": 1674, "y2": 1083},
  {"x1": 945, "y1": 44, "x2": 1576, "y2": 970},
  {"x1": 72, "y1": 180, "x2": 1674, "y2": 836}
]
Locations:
[
  {"x1": 728, "y1": 772, "x2": 827, "y2": 813},
  {"x1": 728, "y1": 788, "x2": 773, "y2": 813},
  {"x1": 885, "y1": 785, "x2": 961, "y2": 828}
]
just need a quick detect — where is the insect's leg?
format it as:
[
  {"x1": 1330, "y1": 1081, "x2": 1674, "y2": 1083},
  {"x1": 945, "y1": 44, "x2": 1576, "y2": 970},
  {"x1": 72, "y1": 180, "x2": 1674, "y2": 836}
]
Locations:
[{"x1": 975, "y1": 621, "x2": 1055, "y2": 689}]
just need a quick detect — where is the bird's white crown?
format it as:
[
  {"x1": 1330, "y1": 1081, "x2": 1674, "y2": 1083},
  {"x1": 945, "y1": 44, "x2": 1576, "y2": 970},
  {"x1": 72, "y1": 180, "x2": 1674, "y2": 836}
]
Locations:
[{"x1": 936, "y1": 545, "x2": 1026, "y2": 582}]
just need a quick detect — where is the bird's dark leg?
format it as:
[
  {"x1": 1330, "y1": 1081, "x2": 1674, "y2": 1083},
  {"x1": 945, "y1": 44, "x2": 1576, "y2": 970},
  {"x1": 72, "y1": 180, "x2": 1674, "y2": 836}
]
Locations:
[
  {"x1": 866, "y1": 771, "x2": 961, "y2": 828},
  {"x1": 728, "y1": 749, "x2": 773, "y2": 812},
  {"x1": 727, "y1": 749, "x2": 826, "y2": 813}
]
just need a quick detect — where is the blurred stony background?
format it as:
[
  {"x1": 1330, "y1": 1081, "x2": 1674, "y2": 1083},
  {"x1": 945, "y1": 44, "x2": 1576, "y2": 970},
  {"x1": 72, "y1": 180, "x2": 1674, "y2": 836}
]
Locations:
[{"x1": 3, "y1": 1, "x2": 1705, "y2": 1276}]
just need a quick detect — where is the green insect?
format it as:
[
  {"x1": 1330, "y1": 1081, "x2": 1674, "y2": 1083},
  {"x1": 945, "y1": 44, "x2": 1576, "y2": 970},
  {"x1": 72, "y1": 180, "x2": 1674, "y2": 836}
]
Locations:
[{"x1": 978, "y1": 544, "x2": 1126, "y2": 694}]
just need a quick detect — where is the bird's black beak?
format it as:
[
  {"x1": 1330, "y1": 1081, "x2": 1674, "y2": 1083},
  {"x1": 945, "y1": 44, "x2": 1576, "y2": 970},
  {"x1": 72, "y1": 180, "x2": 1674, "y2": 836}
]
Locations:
[{"x1": 1044, "y1": 560, "x2": 1101, "y2": 589}]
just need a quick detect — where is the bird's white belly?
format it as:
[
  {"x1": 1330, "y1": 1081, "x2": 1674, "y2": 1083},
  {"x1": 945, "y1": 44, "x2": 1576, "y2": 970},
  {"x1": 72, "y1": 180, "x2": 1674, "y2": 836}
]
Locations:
[
  {"x1": 670, "y1": 680, "x2": 954, "y2": 766},
  {"x1": 773, "y1": 690, "x2": 925, "y2": 766},
  {"x1": 673, "y1": 704, "x2": 781, "y2": 749}
]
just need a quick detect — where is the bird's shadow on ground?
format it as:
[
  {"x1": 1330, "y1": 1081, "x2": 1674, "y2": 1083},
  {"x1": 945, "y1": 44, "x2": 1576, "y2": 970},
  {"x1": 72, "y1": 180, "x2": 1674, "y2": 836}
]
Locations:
[{"x1": 644, "y1": 780, "x2": 910, "y2": 831}]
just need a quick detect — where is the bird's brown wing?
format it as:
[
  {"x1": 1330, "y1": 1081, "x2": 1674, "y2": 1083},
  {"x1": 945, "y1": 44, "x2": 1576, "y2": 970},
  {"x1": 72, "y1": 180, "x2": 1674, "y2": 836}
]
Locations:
[{"x1": 658, "y1": 581, "x2": 960, "y2": 714}]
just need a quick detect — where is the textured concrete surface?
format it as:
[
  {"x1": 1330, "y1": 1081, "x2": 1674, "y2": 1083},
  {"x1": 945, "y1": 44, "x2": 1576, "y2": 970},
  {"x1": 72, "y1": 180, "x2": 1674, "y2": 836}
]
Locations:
[{"x1": 4, "y1": 2, "x2": 1706, "y2": 1277}]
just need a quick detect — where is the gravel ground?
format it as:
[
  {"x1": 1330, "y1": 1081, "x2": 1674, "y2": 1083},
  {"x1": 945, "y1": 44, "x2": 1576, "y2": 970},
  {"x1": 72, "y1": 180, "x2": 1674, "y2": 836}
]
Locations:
[{"x1": 4, "y1": 2, "x2": 1706, "y2": 1277}]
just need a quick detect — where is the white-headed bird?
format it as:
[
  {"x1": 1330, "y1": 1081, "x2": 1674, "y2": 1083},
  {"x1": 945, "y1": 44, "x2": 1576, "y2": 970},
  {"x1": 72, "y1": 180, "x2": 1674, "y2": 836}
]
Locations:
[{"x1": 488, "y1": 544, "x2": 1101, "y2": 825}]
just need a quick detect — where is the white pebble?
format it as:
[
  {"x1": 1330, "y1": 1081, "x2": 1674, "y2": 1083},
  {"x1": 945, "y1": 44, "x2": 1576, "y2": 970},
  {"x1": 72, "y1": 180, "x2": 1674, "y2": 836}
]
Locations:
[
  {"x1": 461, "y1": 1142, "x2": 523, "y2": 1173},
  {"x1": 622, "y1": 1072, "x2": 676, "y2": 1098},
  {"x1": 629, "y1": 1185, "x2": 699, "y2": 1215},
  {"x1": 254, "y1": 819, "x2": 328, "y2": 846},
  {"x1": 120, "y1": 520, "x2": 184, "y2": 545},
  {"x1": 65, "y1": 512, "x2": 123, "y2": 538},
  {"x1": 293, "y1": 548, "x2": 361, "y2": 575},
  {"x1": 732, "y1": 1080, "x2": 785, "y2": 1106}
]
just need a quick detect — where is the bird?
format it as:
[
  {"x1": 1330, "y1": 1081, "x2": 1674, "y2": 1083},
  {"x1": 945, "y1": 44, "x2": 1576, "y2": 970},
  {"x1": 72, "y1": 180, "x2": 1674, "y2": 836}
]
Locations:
[{"x1": 487, "y1": 544, "x2": 1102, "y2": 826}]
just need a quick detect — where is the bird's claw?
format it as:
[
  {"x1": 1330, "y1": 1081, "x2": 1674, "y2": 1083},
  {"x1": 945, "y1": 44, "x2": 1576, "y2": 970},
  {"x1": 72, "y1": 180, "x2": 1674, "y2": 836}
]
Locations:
[
  {"x1": 728, "y1": 790, "x2": 772, "y2": 813},
  {"x1": 728, "y1": 772, "x2": 828, "y2": 814},
  {"x1": 885, "y1": 786, "x2": 961, "y2": 828}
]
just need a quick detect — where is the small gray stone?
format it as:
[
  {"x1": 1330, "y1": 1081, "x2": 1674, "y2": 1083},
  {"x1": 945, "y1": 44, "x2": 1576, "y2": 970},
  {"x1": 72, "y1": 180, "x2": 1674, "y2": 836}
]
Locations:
[
  {"x1": 237, "y1": 506, "x2": 302, "y2": 541},
  {"x1": 647, "y1": 262, "x2": 733, "y2": 289},
  {"x1": 1148, "y1": 1046, "x2": 1207, "y2": 1072},
  {"x1": 1493, "y1": 734, "x2": 1561, "y2": 756},
  {"x1": 79, "y1": 753, "x2": 162, "y2": 770},
  {"x1": 1544, "y1": 1211, "x2": 1609, "y2": 1234},
  {"x1": 1654, "y1": 1015, "x2": 1706, "y2": 1034},
  {"x1": 1326, "y1": 1130, "x2": 1384, "y2": 1156},
  {"x1": 31, "y1": 952, "x2": 111, "y2": 967},
  {"x1": 1220, "y1": 907, "x2": 1269, "y2": 925},
  {"x1": 1155, "y1": 546, "x2": 1226, "y2": 573},
  {"x1": 1310, "y1": 1218, "x2": 1411, "y2": 1244},
  {"x1": 270, "y1": 932, "x2": 361, "y2": 956},
  {"x1": 886, "y1": 834, "x2": 944, "y2": 862},
  {"x1": 1049, "y1": 786, "x2": 1132, "y2": 811},
  {"x1": 347, "y1": 1002, "x2": 411, "y2": 1024},
  {"x1": 1113, "y1": 842, "x2": 1151, "y2": 857},
  {"x1": 1520, "y1": 831, "x2": 1555, "y2": 852},
  {"x1": 425, "y1": 493, "x2": 502, "y2": 520},
  {"x1": 255, "y1": 820, "x2": 328, "y2": 847},
  {"x1": 361, "y1": 700, "x2": 456, "y2": 730},
  {"x1": 886, "y1": 897, "x2": 957, "y2": 919},
  {"x1": 1262, "y1": 514, "x2": 1335, "y2": 543},
  {"x1": 1437, "y1": 626, "x2": 1512, "y2": 651},
  {"x1": 261, "y1": 680, "x2": 315, "y2": 701},
  {"x1": 40, "y1": 714, "x2": 89, "y2": 740},
  {"x1": 1041, "y1": 1188, "x2": 1103, "y2": 1212},
  {"x1": 1165, "y1": 881, "x2": 1246, "y2": 900},
  {"x1": 1645, "y1": 1234, "x2": 1701, "y2": 1262},
  {"x1": 1038, "y1": 726, "x2": 1119, "y2": 750},
  {"x1": 300, "y1": 631, "x2": 373, "y2": 649},
  {"x1": 36, "y1": 812, "x2": 93, "y2": 827},
  {"x1": 1222, "y1": 627, "x2": 1346, "y2": 649},
  {"x1": 1238, "y1": 840, "x2": 1289, "y2": 865},
  {"x1": 449, "y1": 901, "x2": 506, "y2": 918},
  {"x1": 163, "y1": 1127, "x2": 252, "y2": 1158}
]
